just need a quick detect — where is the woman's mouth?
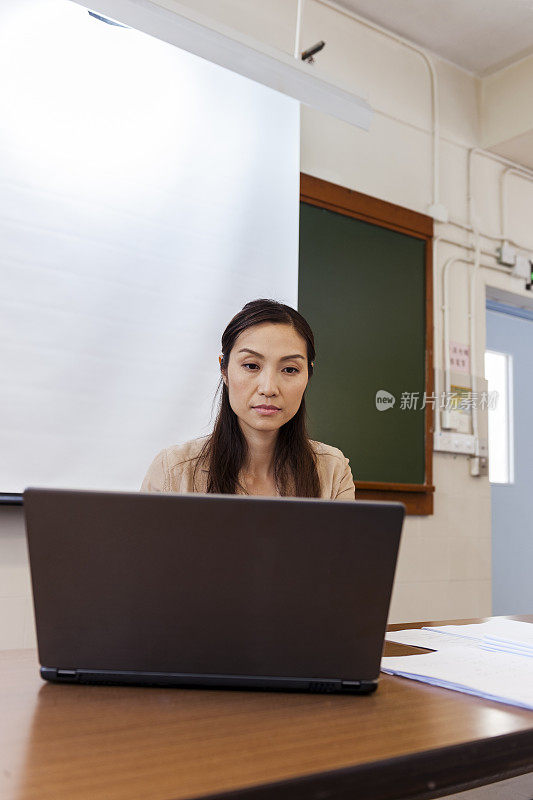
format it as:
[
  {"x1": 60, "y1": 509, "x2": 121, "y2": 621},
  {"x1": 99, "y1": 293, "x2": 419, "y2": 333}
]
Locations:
[{"x1": 252, "y1": 405, "x2": 281, "y2": 415}]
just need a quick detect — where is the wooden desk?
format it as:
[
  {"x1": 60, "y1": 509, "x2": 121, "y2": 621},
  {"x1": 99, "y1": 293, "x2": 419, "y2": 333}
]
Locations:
[{"x1": 1, "y1": 616, "x2": 532, "y2": 800}]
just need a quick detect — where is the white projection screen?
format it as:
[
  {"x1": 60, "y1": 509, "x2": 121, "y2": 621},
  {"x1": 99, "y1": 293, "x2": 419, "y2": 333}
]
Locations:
[{"x1": 0, "y1": 0, "x2": 300, "y2": 496}]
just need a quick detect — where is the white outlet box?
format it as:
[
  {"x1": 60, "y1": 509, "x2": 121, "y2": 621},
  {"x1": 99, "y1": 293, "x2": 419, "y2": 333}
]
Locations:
[
  {"x1": 513, "y1": 254, "x2": 531, "y2": 280},
  {"x1": 498, "y1": 242, "x2": 516, "y2": 266}
]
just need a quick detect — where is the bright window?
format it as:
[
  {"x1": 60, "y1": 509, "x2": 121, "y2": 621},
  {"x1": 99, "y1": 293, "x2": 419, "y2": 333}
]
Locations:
[{"x1": 484, "y1": 350, "x2": 514, "y2": 484}]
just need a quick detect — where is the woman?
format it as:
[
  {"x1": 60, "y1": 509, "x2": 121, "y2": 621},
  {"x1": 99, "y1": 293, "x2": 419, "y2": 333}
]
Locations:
[{"x1": 141, "y1": 299, "x2": 355, "y2": 499}]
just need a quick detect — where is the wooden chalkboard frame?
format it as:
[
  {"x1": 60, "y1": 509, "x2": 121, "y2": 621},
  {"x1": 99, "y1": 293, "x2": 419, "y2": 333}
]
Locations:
[{"x1": 300, "y1": 174, "x2": 435, "y2": 515}]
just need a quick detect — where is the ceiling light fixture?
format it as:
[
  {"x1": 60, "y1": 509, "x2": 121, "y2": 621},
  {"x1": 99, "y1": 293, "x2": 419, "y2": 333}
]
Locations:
[{"x1": 75, "y1": 0, "x2": 373, "y2": 130}]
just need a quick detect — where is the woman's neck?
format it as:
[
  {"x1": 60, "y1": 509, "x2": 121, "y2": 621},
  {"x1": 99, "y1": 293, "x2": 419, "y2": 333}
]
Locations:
[{"x1": 240, "y1": 426, "x2": 278, "y2": 481}]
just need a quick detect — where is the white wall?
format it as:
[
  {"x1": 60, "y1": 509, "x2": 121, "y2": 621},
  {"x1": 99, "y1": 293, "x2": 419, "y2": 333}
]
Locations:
[
  {"x1": 3, "y1": 0, "x2": 533, "y2": 648},
  {"x1": 481, "y1": 53, "x2": 533, "y2": 153}
]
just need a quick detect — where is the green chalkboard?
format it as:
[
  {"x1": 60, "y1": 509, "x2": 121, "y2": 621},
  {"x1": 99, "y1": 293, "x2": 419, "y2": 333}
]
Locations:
[{"x1": 299, "y1": 201, "x2": 427, "y2": 485}]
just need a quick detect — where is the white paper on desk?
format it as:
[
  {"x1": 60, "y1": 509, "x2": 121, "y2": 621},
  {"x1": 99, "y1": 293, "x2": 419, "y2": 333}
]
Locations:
[
  {"x1": 483, "y1": 621, "x2": 533, "y2": 649},
  {"x1": 423, "y1": 619, "x2": 533, "y2": 643},
  {"x1": 381, "y1": 646, "x2": 533, "y2": 711},
  {"x1": 481, "y1": 642, "x2": 533, "y2": 657},
  {"x1": 385, "y1": 629, "x2": 479, "y2": 650}
]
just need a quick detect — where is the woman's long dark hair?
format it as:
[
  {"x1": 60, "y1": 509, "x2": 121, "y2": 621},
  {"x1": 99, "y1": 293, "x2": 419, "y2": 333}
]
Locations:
[{"x1": 193, "y1": 299, "x2": 321, "y2": 497}]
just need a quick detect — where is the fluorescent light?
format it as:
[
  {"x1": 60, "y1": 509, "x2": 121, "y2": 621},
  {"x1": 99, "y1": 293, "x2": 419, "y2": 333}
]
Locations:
[{"x1": 70, "y1": 0, "x2": 373, "y2": 130}]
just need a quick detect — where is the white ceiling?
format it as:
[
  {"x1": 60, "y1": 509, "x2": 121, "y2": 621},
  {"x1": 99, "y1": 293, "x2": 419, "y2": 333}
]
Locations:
[{"x1": 335, "y1": 0, "x2": 533, "y2": 75}]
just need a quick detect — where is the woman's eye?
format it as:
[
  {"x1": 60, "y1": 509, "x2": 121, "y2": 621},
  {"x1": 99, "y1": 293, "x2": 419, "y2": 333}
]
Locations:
[{"x1": 242, "y1": 363, "x2": 299, "y2": 374}]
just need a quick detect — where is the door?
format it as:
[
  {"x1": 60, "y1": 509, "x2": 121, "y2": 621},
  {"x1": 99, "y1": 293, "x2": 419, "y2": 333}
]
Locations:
[{"x1": 485, "y1": 300, "x2": 533, "y2": 614}]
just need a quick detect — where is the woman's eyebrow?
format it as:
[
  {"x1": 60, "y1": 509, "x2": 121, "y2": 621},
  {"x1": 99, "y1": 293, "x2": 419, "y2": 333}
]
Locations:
[{"x1": 237, "y1": 348, "x2": 305, "y2": 361}]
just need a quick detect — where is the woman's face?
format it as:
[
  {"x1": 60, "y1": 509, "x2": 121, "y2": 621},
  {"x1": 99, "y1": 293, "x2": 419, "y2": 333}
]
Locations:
[{"x1": 222, "y1": 322, "x2": 310, "y2": 435}]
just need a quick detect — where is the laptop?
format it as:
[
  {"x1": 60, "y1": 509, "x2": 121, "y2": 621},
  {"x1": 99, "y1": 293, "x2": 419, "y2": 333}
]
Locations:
[{"x1": 23, "y1": 488, "x2": 404, "y2": 694}]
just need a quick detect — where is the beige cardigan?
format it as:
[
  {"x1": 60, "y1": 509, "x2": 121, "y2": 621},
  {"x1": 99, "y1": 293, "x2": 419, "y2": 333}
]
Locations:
[{"x1": 140, "y1": 436, "x2": 356, "y2": 500}]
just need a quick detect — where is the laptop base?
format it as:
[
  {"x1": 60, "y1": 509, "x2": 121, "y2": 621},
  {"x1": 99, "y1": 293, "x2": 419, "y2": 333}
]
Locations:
[{"x1": 41, "y1": 667, "x2": 378, "y2": 694}]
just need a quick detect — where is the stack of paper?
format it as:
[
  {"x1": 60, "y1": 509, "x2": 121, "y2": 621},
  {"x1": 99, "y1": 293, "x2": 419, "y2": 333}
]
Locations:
[
  {"x1": 480, "y1": 621, "x2": 533, "y2": 657},
  {"x1": 423, "y1": 619, "x2": 533, "y2": 644},
  {"x1": 382, "y1": 619, "x2": 533, "y2": 711},
  {"x1": 482, "y1": 637, "x2": 533, "y2": 657},
  {"x1": 381, "y1": 646, "x2": 533, "y2": 710},
  {"x1": 385, "y1": 627, "x2": 479, "y2": 650}
]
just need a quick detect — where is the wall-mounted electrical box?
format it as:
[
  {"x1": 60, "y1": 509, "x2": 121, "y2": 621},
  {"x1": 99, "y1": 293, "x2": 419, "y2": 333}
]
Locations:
[
  {"x1": 434, "y1": 431, "x2": 488, "y2": 456},
  {"x1": 512, "y1": 254, "x2": 532, "y2": 287},
  {"x1": 434, "y1": 368, "x2": 489, "y2": 457},
  {"x1": 497, "y1": 242, "x2": 516, "y2": 267},
  {"x1": 434, "y1": 431, "x2": 475, "y2": 454}
]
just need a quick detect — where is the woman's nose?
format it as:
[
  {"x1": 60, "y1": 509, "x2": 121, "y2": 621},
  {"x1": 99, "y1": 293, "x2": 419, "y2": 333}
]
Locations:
[{"x1": 257, "y1": 370, "x2": 279, "y2": 395}]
